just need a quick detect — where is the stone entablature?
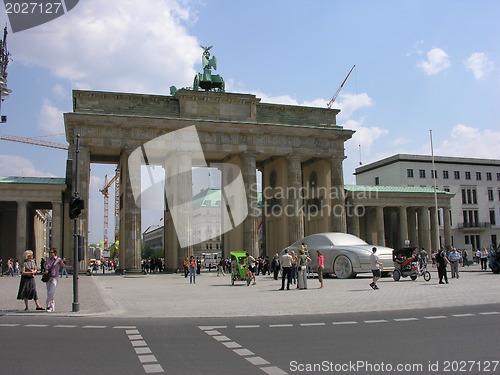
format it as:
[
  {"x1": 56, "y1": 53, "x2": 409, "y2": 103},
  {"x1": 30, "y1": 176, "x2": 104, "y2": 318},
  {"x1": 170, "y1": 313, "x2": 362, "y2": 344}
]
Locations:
[{"x1": 71, "y1": 89, "x2": 340, "y2": 128}]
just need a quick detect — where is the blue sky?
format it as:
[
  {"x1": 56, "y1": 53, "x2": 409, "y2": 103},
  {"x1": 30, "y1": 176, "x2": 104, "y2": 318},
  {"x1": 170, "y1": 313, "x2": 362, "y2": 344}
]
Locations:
[{"x1": 1, "y1": 0, "x2": 499, "y2": 243}]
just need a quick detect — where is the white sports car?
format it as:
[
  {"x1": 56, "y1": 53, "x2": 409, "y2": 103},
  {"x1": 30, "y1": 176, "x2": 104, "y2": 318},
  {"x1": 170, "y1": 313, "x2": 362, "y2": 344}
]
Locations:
[{"x1": 280, "y1": 232, "x2": 394, "y2": 279}]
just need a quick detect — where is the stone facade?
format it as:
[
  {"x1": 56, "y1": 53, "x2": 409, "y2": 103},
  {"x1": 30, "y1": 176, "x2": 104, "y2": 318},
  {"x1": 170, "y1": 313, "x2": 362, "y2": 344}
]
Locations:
[{"x1": 64, "y1": 89, "x2": 354, "y2": 271}]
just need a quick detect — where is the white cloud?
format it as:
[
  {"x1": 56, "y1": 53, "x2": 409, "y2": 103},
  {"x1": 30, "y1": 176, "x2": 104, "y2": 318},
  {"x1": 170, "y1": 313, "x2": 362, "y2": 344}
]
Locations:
[
  {"x1": 418, "y1": 48, "x2": 451, "y2": 75},
  {"x1": 464, "y1": 52, "x2": 494, "y2": 80},
  {"x1": 248, "y1": 91, "x2": 373, "y2": 121},
  {"x1": 335, "y1": 93, "x2": 373, "y2": 121},
  {"x1": 344, "y1": 118, "x2": 389, "y2": 153},
  {"x1": 52, "y1": 84, "x2": 67, "y2": 98},
  {"x1": 37, "y1": 99, "x2": 65, "y2": 134},
  {"x1": 436, "y1": 124, "x2": 500, "y2": 159},
  {"x1": 0, "y1": 155, "x2": 56, "y2": 176},
  {"x1": 392, "y1": 137, "x2": 411, "y2": 146},
  {"x1": 10, "y1": 0, "x2": 201, "y2": 94}
]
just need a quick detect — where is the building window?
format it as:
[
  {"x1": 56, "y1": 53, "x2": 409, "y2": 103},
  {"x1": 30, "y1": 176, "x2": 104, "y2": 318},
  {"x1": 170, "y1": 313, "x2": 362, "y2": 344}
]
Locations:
[
  {"x1": 454, "y1": 171, "x2": 460, "y2": 179},
  {"x1": 486, "y1": 172, "x2": 492, "y2": 181},
  {"x1": 419, "y1": 169, "x2": 426, "y2": 178},
  {"x1": 488, "y1": 189, "x2": 494, "y2": 201},
  {"x1": 461, "y1": 188, "x2": 477, "y2": 204},
  {"x1": 407, "y1": 169, "x2": 414, "y2": 178},
  {"x1": 464, "y1": 235, "x2": 470, "y2": 245},
  {"x1": 443, "y1": 187, "x2": 450, "y2": 192},
  {"x1": 490, "y1": 210, "x2": 496, "y2": 225},
  {"x1": 374, "y1": 177, "x2": 379, "y2": 185},
  {"x1": 431, "y1": 169, "x2": 437, "y2": 178},
  {"x1": 476, "y1": 172, "x2": 482, "y2": 180},
  {"x1": 443, "y1": 170, "x2": 449, "y2": 179},
  {"x1": 465, "y1": 171, "x2": 471, "y2": 180},
  {"x1": 497, "y1": 172, "x2": 500, "y2": 181}
]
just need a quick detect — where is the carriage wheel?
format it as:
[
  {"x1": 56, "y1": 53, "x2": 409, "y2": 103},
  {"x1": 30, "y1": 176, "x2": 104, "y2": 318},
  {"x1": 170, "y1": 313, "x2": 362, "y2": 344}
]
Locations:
[{"x1": 423, "y1": 271, "x2": 431, "y2": 281}]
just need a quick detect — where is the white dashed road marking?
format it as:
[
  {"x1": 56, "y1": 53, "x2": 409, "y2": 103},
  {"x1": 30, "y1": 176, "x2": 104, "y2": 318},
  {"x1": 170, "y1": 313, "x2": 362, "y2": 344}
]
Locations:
[
  {"x1": 200, "y1": 325, "x2": 288, "y2": 374},
  {"x1": 114, "y1": 326, "x2": 164, "y2": 374},
  {"x1": 394, "y1": 318, "x2": 419, "y2": 322}
]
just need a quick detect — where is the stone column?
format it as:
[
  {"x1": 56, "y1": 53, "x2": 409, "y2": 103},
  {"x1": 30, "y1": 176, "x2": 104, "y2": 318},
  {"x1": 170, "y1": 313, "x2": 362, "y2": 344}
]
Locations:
[
  {"x1": 77, "y1": 146, "x2": 91, "y2": 262},
  {"x1": 119, "y1": 149, "x2": 142, "y2": 272},
  {"x1": 347, "y1": 202, "x2": 360, "y2": 238},
  {"x1": 408, "y1": 208, "x2": 418, "y2": 248},
  {"x1": 16, "y1": 200, "x2": 28, "y2": 261},
  {"x1": 376, "y1": 206, "x2": 385, "y2": 246},
  {"x1": 50, "y1": 201, "x2": 62, "y2": 253},
  {"x1": 399, "y1": 206, "x2": 409, "y2": 248},
  {"x1": 175, "y1": 152, "x2": 194, "y2": 265},
  {"x1": 242, "y1": 153, "x2": 258, "y2": 257},
  {"x1": 430, "y1": 207, "x2": 440, "y2": 253},
  {"x1": 287, "y1": 156, "x2": 304, "y2": 244},
  {"x1": 418, "y1": 207, "x2": 431, "y2": 253},
  {"x1": 330, "y1": 157, "x2": 346, "y2": 232},
  {"x1": 443, "y1": 206, "x2": 452, "y2": 249}
]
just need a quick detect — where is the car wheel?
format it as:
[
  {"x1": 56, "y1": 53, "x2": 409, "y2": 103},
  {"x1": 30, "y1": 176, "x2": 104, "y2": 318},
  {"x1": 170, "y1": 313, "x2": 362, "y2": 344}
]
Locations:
[
  {"x1": 423, "y1": 271, "x2": 431, "y2": 281},
  {"x1": 393, "y1": 269, "x2": 401, "y2": 281},
  {"x1": 333, "y1": 255, "x2": 355, "y2": 279}
]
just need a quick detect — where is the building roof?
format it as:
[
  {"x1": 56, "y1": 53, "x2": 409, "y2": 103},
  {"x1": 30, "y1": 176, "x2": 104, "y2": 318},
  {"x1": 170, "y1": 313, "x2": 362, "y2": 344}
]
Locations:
[
  {"x1": 0, "y1": 176, "x2": 66, "y2": 185},
  {"x1": 345, "y1": 185, "x2": 453, "y2": 194},
  {"x1": 355, "y1": 154, "x2": 500, "y2": 175}
]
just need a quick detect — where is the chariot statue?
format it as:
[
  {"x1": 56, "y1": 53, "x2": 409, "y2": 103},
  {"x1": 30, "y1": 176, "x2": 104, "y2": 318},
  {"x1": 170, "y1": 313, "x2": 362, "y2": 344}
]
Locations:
[
  {"x1": 193, "y1": 45, "x2": 225, "y2": 92},
  {"x1": 170, "y1": 45, "x2": 225, "y2": 96}
]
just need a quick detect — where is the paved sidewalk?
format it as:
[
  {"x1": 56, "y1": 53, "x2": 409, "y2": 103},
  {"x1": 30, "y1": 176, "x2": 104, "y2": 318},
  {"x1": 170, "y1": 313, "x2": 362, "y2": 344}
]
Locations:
[{"x1": 1, "y1": 263, "x2": 498, "y2": 318}]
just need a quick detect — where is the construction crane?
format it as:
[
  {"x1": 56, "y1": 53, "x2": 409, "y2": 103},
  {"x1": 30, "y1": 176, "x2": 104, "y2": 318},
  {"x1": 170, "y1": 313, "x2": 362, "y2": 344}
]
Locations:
[
  {"x1": 0, "y1": 133, "x2": 68, "y2": 150},
  {"x1": 99, "y1": 171, "x2": 120, "y2": 251},
  {"x1": 327, "y1": 65, "x2": 356, "y2": 109}
]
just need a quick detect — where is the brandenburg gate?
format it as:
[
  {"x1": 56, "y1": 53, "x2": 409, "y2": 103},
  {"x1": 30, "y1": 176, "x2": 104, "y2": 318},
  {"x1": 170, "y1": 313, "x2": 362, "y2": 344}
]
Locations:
[{"x1": 63, "y1": 88, "x2": 354, "y2": 272}]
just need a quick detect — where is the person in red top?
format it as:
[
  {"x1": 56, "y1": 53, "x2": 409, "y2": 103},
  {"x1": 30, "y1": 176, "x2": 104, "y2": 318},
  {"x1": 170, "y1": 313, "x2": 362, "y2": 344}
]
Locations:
[
  {"x1": 189, "y1": 256, "x2": 197, "y2": 284},
  {"x1": 316, "y1": 250, "x2": 325, "y2": 289}
]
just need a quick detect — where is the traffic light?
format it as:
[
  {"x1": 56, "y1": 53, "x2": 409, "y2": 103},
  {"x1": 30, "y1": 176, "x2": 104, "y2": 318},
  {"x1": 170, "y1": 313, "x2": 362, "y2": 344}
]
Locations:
[{"x1": 69, "y1": 196, "x2": 84, "y2": 219}]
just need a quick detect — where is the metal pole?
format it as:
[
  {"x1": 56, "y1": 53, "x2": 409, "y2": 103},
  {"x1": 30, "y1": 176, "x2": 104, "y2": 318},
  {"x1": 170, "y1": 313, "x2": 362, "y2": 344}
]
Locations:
[
  {"x1": 72, "y1": 134, "x2": 80, "y2": 312},
  {"x1": 429, "y1": 130, "x2": 440, "y2": 251}
]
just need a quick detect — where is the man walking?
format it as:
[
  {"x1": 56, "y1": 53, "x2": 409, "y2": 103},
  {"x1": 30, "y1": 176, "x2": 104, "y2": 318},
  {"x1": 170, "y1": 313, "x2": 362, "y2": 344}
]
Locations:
[
  {"x1": 436, "y1": 247, "x2": 450, "y2": 284},
  {"x1": 448, "y1": 248, "x2": 461, "y2": 278},
  {"x1": 279, "y1": 249, "x2": 292, "y2": 290},
  {"x1": 369, "y1": 247, "x2": 383, "y2": 290}
]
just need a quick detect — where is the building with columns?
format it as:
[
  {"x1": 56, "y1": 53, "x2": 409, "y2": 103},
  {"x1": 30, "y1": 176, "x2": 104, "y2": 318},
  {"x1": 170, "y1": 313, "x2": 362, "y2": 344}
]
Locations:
[
  {"x1": 0, "y1": 176, "x2": 66, "y2": 264},
  {"x1": 355, "y1": 154, "x2": 500, "y2": 251},
  {"x1": 63, "y1": 89, "x2": 354, "y2": 272},
  {"x1": 345, "y1": 185, "x2": 453, "y2": 253}
]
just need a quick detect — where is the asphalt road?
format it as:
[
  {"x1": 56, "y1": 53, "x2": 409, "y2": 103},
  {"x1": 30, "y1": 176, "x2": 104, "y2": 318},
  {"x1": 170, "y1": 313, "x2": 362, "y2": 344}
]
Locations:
[{"x1": 2, "y1": 303, "x2": 499, "y2": 375}]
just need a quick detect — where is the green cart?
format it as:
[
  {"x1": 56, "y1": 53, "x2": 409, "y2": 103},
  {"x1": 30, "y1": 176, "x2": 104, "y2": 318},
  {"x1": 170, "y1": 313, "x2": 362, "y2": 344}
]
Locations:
[{"x1": 230, "y1": 251, "x2": 251, "y2": 286}]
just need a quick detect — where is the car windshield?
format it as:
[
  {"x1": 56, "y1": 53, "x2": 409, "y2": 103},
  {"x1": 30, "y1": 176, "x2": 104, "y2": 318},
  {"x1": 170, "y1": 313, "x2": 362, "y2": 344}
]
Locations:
[{"x1": 323, "y1": 233, "x2": 368, "y2": 246}]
